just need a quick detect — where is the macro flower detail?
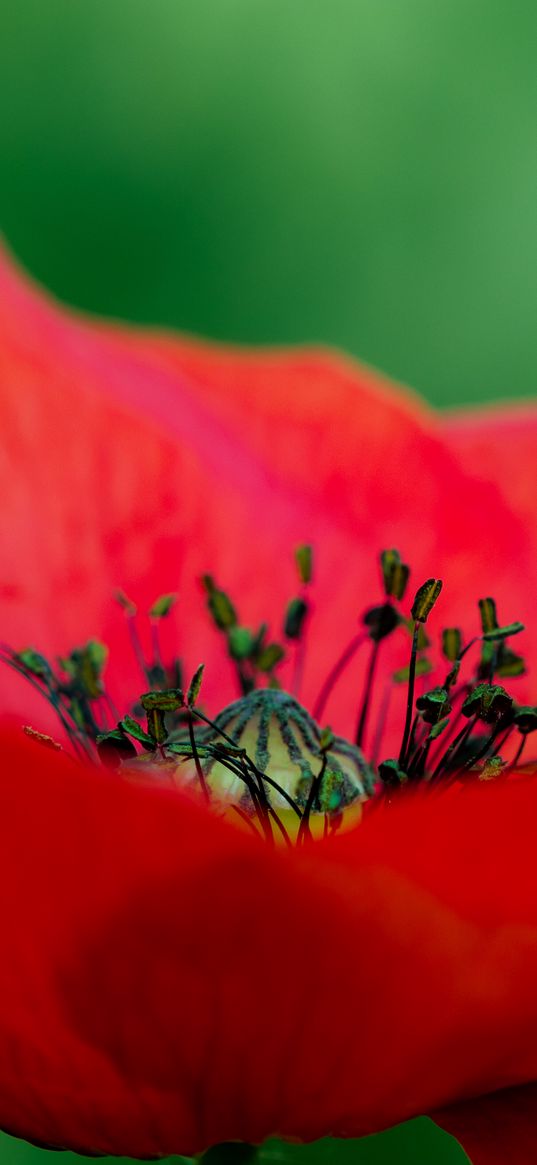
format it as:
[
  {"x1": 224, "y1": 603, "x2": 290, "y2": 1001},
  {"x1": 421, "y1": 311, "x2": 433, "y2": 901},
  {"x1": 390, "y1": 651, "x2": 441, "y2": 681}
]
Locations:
[
  {"x1": 172, "y1": 687, "x2": 372, "y2": 816},
  {"x1": 7, "y1": 539, "x2": 534, "y2": 840},
  {"x1": 2, "y1": 244, "x2": 537, "y2": 1165}
]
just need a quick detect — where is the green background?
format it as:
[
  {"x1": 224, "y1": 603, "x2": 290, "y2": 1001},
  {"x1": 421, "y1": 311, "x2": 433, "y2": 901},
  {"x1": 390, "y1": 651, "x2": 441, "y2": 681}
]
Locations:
[
  {"x1": 2, "y1": 0, "x2": 537, "y2": 407},
  {"x1": 0, "y1": 0, "x2": 521, "y2": 1160}
]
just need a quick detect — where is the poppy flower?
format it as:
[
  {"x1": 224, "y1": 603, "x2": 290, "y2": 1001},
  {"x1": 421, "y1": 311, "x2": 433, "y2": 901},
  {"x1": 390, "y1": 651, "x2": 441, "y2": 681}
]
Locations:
[{"x1": 1, "y1": 241, "x2": 537, "y2": 1164}]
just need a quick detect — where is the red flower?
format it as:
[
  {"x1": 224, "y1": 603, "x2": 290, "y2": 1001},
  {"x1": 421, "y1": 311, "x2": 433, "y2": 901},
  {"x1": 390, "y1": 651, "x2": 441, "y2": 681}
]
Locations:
[
  {"x1": 3, "y1": 242, "x2": 537, "y2": 740},
  {"x1": 2, "y1": 241, "x2": 537, "y2": 1163}
]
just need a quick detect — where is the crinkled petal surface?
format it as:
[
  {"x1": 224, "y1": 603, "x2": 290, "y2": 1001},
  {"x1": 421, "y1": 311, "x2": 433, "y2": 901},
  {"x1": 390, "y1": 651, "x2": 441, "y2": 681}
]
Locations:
[
  {"x1": 1, "y1": 730, "x2": 537, "y2": 1160},
  {"x1": 2, "y1": 243, "x2": 537, "y2": 749}
]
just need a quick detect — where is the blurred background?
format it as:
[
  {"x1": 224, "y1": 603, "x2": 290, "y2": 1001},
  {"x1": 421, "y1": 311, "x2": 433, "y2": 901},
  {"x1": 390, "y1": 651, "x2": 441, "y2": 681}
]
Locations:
[
  {"x1": 3, "y1": 0, "x2": 537, "y2": 408},
  {"x1": 0, "y1": 1, "x2": 528, "y2": 1162}
]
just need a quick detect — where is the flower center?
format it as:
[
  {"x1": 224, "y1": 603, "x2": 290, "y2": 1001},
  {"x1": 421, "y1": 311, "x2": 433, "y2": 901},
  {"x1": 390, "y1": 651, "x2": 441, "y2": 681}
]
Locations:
[
  {"x1": 165, "y1": 688, "x2": 373, "y2": 841},
  {"x1": 4, "y1": 545, "x2": 537, "y2": 846}
]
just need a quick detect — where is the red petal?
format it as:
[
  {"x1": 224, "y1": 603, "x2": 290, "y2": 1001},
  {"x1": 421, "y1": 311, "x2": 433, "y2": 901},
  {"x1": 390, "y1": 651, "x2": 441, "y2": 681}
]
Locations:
[
  {"x1": 2, "y1": 730, "x2": 537, "y2": 1156},
  {"x1": 443, "y1": 402, "x2": 537, "y2": 529},
  {"x1": 443, "y1": 403, "x2": 537, "y2": 687},
  {"x1": 2, "y1": 244, "x2": 537, "y2": 747},
  {"x1": 433, "y1": 1084, "x2": 537, "y2": 1164}
]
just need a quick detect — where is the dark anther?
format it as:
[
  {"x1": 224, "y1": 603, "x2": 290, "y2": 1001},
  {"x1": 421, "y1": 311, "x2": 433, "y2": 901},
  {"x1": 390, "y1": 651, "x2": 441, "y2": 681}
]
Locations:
[
  {"x1": 141, "y1": 688, "x2": 183, "y2": 742},
  {"x1": 96, "y1": 729, "x2": 137, "y2": 770},
  {"x1": 186, "y1": 665, "x2": 204, "y2": 707},
  {"x1": 416, "y1": 686, "x2": 452, "y2": 725},
  {"x1": 114, "y1": 588, "x2": 137, "y2": 616},
  {"x1": 378, "y1": 758, "x2": 408, "y2": 788},
  {"x1": 119, "y1": 714, "x2": 156, "y2": 751},
  {"x1": 442, "y1": 627, "x2": 462, "y2": 663},
  {"x1": 227, "y1": 627, "x2": 254, "y2": 660},
  {"x1": 362, "y1": 602, "x2": 399, "y2": 642},
  {"x1": 140, "y1": 689, "x2": 184, "y2": 711},
  {"x1": 149, "y1": 594, "x2": 177, "y2": 619},
  {"x1": 295, "y1": 544, "x2": 313, "y2": 585},
  {"x1": 61, "y1": 641, "x2": 108, "y2": 700},
  {"x1": 254, "y1": 642, "x2": 285, "y2": 672},
  {"x1": 461, "y1": 683, "x2": 513, "y2": 725},
  {"x1": 16, "y1": 648, "x2": 54, "y2": 680},
  {"x1": 380, "y1": 549, "x2": 410, "y2": 600},
  {"x1": 494, "y1": 645, "x2": 526, "y2": 678},
  {"x1": 411, "y1": 578, "x2": 443, "y2": 623},
  {"x1": 284, "y1": 596, "x2": 309, "y2": 640},
  {"x1": 513, "y1": 706, "x2": 537, "y2": 735},
  {"x1": 478, "y1": 597, "x2": 499, "y2": 635},
  {"x1": 482, "y1": 621, "x2": 525, "y2": 642},
  {"x1": 201, "y1": 575, "x2": 238, "y2": 629}
]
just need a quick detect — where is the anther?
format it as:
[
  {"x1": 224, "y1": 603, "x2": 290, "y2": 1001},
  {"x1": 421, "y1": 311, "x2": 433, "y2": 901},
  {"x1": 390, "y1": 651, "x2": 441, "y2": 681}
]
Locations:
[{"x1": 380, "y1": 549, "x2": 410, "y2": 600}]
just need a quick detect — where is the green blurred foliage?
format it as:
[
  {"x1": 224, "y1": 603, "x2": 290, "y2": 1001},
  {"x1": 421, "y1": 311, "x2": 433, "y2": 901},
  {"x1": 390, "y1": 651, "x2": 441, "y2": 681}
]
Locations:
[
  {"x1": 1, "y1": 0, "x2": 537, "y2": 405},
  {"x1": 0, "y1": 1124, "x2": 469, "y2": 1165}
]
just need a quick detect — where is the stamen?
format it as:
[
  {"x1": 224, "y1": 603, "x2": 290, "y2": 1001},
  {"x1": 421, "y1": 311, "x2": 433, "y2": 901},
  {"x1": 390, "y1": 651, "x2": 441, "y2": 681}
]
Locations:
[
  {"x1": 431, "y1": 716, "x2": 476, "y2": 781},
  {"x1": 355, "y1": 638, "x2": 380, "y2": 749},
  {"x1": 115, "y1": 592, "x2": 149, "y2": 683},
  {"x1": 398, "y1": 622, "x2": 420, "y2": 768},
  {"x1": 297, "y1": 731, "x2": 332, "y2": 844},
  {"x1": 5, "y1": 543, "x2": 536, "y2": 840},
  {"x1": 184, "y1": 704, "x2": 304, "y2": 820},
  {"x1": 398, "y1": 579, "x2": 442, "y2": 767},
  {"x1": 0, "y1": 646, "x2": 92, "y2": 760},
  {"x1": 369, "y1": 679, "x2": 392, "y2": 769},
  {"x1": 313, "y1": 632, "x2": 367, "y2": 722},
  {"x1": 23, "y1": 725, "x2": 62, "y2": 751},
  {"x1": 511, "y1": 736, "x2": 527, "y2": 769},
  {"x1": 147, "y1": 594, "x2": 177, "y2": 688},
  {"x1": 380, "y1": 549, "x2": 410, "y2": 601},
  {"x1": 286, "y1": 545, "x2": 313, "y2": 699},
  {"x1": 168, "y1": 688, "x2": 371, "y2": 844}
]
